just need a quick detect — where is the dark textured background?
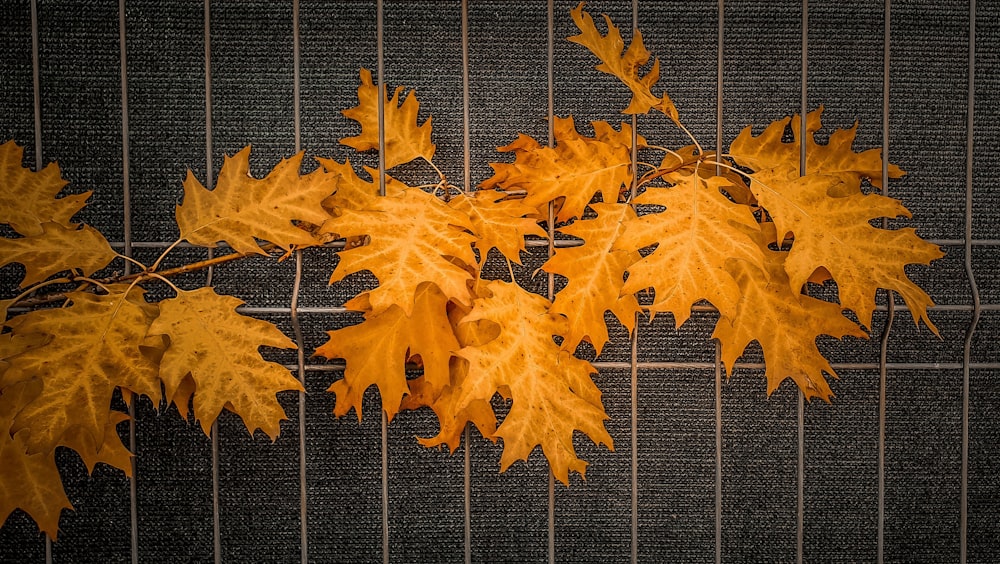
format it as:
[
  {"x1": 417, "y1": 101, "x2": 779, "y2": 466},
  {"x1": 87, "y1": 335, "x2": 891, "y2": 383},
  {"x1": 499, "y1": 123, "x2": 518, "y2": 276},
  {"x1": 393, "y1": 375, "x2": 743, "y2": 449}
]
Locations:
[{"x1": 1, "y1": 0, "x2": 997, "y2": 562}]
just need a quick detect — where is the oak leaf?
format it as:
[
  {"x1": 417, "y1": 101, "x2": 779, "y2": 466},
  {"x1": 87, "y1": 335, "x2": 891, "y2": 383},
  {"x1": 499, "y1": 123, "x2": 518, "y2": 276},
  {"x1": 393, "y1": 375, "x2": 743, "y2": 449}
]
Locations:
[
  {"x1": 568, "y1": 3, "x2": 679, "y2": 122},
  {"x1": 0, "y1": 140, "x2": 89, "y2": 237},
  {"x1": 450, "y1": 281, "x2": 612, "y2": 484},
  {"x1": 713, "y1": 235, "x2": 868, "y2": 401},
  {"x1": 0, "y1": 222, "x2": 116, "y2": 287},
  {"x1": 147, "y1": 287, "x2": 302, "y2": 439},
  {"x1": 542, "y1": 203, "x2": 641, "y2": 354},
  {"x1": 316, "y1": 283, "x2": 458, "y2": 421},
  {"x1": 448, "y1": 190, "x2": 547, "y2": 265},
  {"x1": 615, "y1": 173, "x2": 764, "y2": 325},
  {"x1": 482, "y1": 117, "x2": 642, "y2": 223},
  {"x1": 729, "y1": 107, "x2": 903, "y2": 192},
  {"x1": 341, "y1": 68, "x2": 436, "y2": 170},
  {"x1": 176, "y1": 147, "x2": 333, "y2": 254},
  {"x1": 321, "y1": 187, "x2": 476, "y2": 316},
  {"x1": 63, "y1": 410, "x2": 133, "y2": 476},
  {"x1": 0, "y1": 285, "x2": 159, "y2": 454},
  {"x1": 315, "y1": 157, "x2": 406, "y2": 216},
  {"x1": 0, "y1": 418, "x2": 72, "y2": 539}
]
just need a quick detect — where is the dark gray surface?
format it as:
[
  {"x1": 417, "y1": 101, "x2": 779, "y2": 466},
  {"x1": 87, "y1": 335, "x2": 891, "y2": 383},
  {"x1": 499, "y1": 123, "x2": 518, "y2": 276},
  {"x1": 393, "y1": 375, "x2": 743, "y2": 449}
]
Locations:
[{"x1": 0, "y1": 0, "x2": 996, "y2": 563}]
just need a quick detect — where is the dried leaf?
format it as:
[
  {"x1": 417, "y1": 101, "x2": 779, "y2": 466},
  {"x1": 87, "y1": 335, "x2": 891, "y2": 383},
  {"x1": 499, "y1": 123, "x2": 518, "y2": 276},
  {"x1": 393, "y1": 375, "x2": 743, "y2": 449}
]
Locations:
[
  {"x1": 177, "y1": 147, "x2": 333, "y2": 254},
  {"x1": 321, "y1": 187, "x2": 477, "y2": 316},
  {"x1": 147, "y1": 287, "x2": 302, "y2": 440},
  {"x1": 0, "y1": 140, "x2": 89, "y2": 237},
  {"x1": 542, "y1": 203, "x2": 641, "y2": 354},
  {"x1": 316, "y1": 283, "x2": 458, "y2": 421},
  {"x1": 568, "y1": 3, "x2": 679, "y2": 122},
  {"x1": 448, "y1": 190, "x2": 547, "y2": 265},
  {"x1": 0, "y1": 222, "x2": 116, "y2": 287},
  {"x1": 1, "y1": 285, "x2": 159, "y2": 454},
  {"x1": 615, "y1": 173, "x2": 764, "y2": 324},
  {"x1": 64, "y1": 410, "x2": 133, "y2": 476},
  {"x1": 341, "y1": 68, "x2": 436, "y2": 169},
  {"x1": 0, "y1": 420, "x2": 72, "y2": 539},
  {"x1": 482, "y1": 117, "x2": 642, "y2": 223}
]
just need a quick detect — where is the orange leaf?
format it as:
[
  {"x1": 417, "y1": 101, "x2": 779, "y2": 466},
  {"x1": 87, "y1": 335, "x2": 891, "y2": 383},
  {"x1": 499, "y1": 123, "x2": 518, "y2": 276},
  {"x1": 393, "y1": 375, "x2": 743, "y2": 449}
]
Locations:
[
  {"x1": 321, "y1": 187, "x2": 476, "y2": 316},
  {"x1": 1, "y1": 285, "x2": 160, "y2": 454},
  {"x1": 0, "y1": 140, "x2": 89, "y2": 237},
  {"x1": 714, "y1": 242, "x2": 868, "y2": 401},
  {"x1": 341, "y1": 68, "x2": 436, "y2": 170},
  {"x1": 452, "y1": 281, "x2": 612, "y2": 484},
  {"x1": 568, "y1": 3, "x2": 679, "y2": 122},
  {"x1": 615, "y1": 173, "x2": 764, "y2": 324},
  {"x1": 448, "y1": 190, "x2": 547, "y2": 265},
  {"x1": 482, "y1": 116, "x2": 641, "y2": 223},
  {"x1": 0, "y1": 222, "x2": 116, "y2": 287},
  {"x1": 0, "y1": 420, "x2": 72, "y2": 539},
  {"x1": 316, "y1": 283, "x2": 458, "y2": 422},
  {"x1": 177, "y1": 147, "x2": 333, "y2": 254},
  {"x1": 147, "y1": 287, "x2": 302, "y2": 440},
  {"x1": 64, "y1": 410, "x2": 133, "y2": 476},
  {"x1": 542, "y1": 202, "x2": 641, "y2": 354}
]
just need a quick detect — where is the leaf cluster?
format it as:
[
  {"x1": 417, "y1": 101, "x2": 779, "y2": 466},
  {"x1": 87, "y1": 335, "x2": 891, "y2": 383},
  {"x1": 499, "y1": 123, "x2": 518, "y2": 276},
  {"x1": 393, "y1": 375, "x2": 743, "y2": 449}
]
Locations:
[{"x1": 0, "y1": 3, "x2": 941, "y2": 539}]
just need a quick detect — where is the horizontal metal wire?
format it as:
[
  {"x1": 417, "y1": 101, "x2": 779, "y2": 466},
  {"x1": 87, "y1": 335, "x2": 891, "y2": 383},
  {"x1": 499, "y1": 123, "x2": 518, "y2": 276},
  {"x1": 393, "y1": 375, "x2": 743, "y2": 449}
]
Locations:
[{"x1": 296, "y1": 361, "x2": 1000, "y2": 372}]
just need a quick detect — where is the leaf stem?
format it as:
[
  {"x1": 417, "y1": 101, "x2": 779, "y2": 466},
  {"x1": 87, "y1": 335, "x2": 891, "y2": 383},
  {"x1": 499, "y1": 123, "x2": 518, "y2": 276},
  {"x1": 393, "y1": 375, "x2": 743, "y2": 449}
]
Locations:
[
  {"x1": 116, "y1": 253, "x2": 149, "y2": 272},
  {"x1": 4, "y1": 277, "x2": 72, "y2": 310},
  {"x1": 149, "y1": 237, "x2": 185, "y2": 273},
  {"x1": 677, "y1": 122, "x2": 704, "y2": 156}
]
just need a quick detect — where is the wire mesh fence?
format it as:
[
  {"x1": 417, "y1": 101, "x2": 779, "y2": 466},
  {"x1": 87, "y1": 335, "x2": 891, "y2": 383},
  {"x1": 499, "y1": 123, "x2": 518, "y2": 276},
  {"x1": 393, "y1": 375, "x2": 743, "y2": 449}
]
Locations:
[{"x1": 0, "y1": 0, "x2": 996, "y2": 562}]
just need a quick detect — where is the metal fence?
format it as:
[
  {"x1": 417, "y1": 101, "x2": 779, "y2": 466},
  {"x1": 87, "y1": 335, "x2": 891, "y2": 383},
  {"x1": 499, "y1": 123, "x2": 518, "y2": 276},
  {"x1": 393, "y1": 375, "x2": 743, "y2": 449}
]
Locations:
[{"x1": 0, "y1": 0, "x2": 996, "y2": 562}]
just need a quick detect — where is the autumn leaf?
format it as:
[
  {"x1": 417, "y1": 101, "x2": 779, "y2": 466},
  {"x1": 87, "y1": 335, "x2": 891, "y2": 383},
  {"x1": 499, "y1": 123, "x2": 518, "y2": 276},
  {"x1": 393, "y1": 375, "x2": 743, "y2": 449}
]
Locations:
[
  {"x1": 315, "y1": 157, "x2": 405, "y2": 216},
  {"x1": 568, "y1": 3, "x2": 678, "y2": 122},
  {"x1": 0, "y1": 222, "x2": 116, "y2": 287},
  {"x1": 321, "y1": 186, "x2": 477, "y2": 316},
  {"x1": 448, "y1": 190, "x2": 547, "y2": 265},
  {"x1": 482, "y1": 116, "x2": 642, "y2": 223},
  {"x1": 63, "y1": 410, "x2": 133, "y2": 476},
  {"x1": 0, "y1": 418, "x2": 72, "y2": 539},
  {"x1": 446, "y1": 281, "x2": 612, "y2": 484},
  {"x1": 615, "y1": 173, "x2": 764, "y2": 325},
  {"x1": 147, "y1": 287, "x2": 302, "y2": 440},
  {"x1": 316, "y1": 283, "x2": 458, "y2": 421},
  {"x1": 1, "y1": 285, "x2": 159, "y2": 454},
  {"x1": 341, "y1": 68, "x2": 436, "y2": 170},
  {"x1": 713, "y1": 231, "x2": 868, "y2": 401},
  {"x1": 0, "y1": 140, "x2": 89, "y2": 237},
  {"x1": 729, "y1": 107, "x2": 903, "y2": 192},
  {"x1": 542, "y1": 203, "x2": 641, "y2": 354},
  {"x1": 177, "y1": 147, "x2": 333, "y2": 254}
]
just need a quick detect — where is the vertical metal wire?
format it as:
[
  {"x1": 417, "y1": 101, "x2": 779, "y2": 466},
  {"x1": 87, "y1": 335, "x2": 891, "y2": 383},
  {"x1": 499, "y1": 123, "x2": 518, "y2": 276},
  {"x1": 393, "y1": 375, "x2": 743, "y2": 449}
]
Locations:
[
  {"x1": 797, "y1": 2, "x2": 808, "y2": 562},
  {"x1": 30, "y1": 1, "x2": 49, "y2": 562},
  {"x1": 714, "y1": 2, "x2": 725, "y2": 563},
  {"x1": 960, "y1": 2, "x2": 980, "y2": 561},
  {"x1": 290, "y1": 2, "x2": 308, "y2": 563},
  {"x1": 459, "y1": 1, "x2": 473, "y2": 563},
  {"x1": 628, "y1": 1, "x2": 640, "y2": 559},
  {"x1": 877, "y1": 2, "x2": 893, "y2": 561},
  {"x1": 545, "y1": 2, "x2": 556, "y2": 562},
  {"x1": 202, "y1": 2, "x2": 222, "y2": 562},
  {"x1": 376, "y1": 2, "x2": 389, "y2": 562},
  {"x1": 116, "y1": 0, "x2": 138, "y2": 561}
]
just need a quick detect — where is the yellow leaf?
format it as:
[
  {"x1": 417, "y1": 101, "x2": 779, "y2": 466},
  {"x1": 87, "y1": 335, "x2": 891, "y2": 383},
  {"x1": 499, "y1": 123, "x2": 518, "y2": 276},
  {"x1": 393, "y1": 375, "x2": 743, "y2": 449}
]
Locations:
[
  {"x1": 542, "y1": 203, "x2": 641, "y2": 354},
  {"x1": 713, "y1": 243, "x2": 868, "y2": 401},
  {"x1": 448, "y1": 190, "x2": 547, "y2": 265},
  {"x1": 341, "y1": 68, "x2": 436, "y2": 169},
  {"x1": 0, "y1": 419, "x2": 72, "y2": 539},
  {"x1": 316, "y1": 283, "x2": 458, "y2": 421},
  {"x1": 482, "y1": 117, "x2": 642, "y2": 222},
  {"x1": 452, "y1": 281, "x2": 612, "y2": 484},
  {"x1": 729, "y1": 107, "x2": 904, "y2": 193},
  {"x1": 176, "y1": 147, "x2": 333, "y2": 254},
  {"x1": 63, "y1": 410, "x2": 133, "y2": 476},
  {"x1": 315, "y1": 158, "x2": 406, "y2": 216},
  {"x1": 147, "y1": 287, "x2": 302, "y2": 440},
  {"x1": 1, "y1": 285, "x2": 159, "y2": 454},
  {"x1": 0, "y1": 222, "x2": 116, "y2": 287},
  {"x1": 615, "y1": 173, "x2": 764, "y2": 325},
  {"x1": 321, "y1": 187, "x2": 476, "y2": 316},
  {"x1": 0, "y1": 140, "x2": 89, "y2": 237},
  {"x1": 568, "y1": 3, "x2": 679, "y2": 122}
]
